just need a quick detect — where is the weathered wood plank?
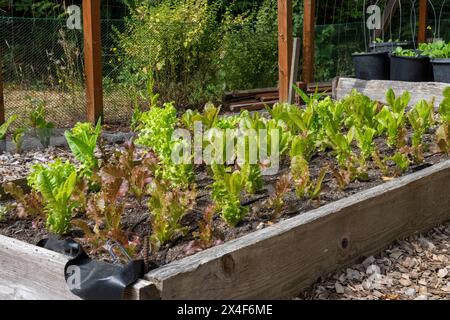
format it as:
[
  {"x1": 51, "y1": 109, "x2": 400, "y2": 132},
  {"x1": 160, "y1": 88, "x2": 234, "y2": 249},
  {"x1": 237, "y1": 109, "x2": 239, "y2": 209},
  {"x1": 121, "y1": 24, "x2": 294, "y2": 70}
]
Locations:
[
  {"x1": 335, "y1": 77, "x2": 448, "y2": 107},
  {"x1": 0, "y1": 234, "x2": 79, "y2": 300},
  {"x1": 145, "y1": 159, "x2": 450, "y2": 299},
  {"x1": 0, "y1": 234, "x2": 157, "y2": 300}
]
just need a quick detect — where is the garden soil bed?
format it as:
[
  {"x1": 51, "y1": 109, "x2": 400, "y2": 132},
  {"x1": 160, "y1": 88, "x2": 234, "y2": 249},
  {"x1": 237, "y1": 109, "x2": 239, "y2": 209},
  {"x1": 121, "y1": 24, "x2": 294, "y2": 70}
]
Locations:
[
  {"x1": 1, "y1": 130, "x2": 448, "y2": 267},
  {"x1": 2, "y1": 126, "x2": 450, "y2": 298}
]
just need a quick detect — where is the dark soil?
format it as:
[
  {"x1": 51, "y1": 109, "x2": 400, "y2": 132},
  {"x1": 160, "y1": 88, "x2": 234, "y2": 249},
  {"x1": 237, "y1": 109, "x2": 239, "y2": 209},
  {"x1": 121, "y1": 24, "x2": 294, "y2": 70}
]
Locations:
[{"x1": 1, "y1": 129, "x2": 449, "y2": 270}]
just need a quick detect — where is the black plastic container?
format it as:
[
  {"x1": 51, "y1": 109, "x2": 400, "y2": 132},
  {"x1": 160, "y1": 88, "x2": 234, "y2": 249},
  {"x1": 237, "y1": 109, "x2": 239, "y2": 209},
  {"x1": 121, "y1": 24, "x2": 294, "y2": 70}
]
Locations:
[
  {"x1": 369, "y1": 41, "x2": 412, "y2": 53},
  {"x1": 390, "y1": 55, "x2": 434, "y2": 82},
  {"x1": 431, "y1": 59, "x2": 450, "y2": 83},
  {"x1": 352, "y1": 52, "x2": 390, "y2": 80}
]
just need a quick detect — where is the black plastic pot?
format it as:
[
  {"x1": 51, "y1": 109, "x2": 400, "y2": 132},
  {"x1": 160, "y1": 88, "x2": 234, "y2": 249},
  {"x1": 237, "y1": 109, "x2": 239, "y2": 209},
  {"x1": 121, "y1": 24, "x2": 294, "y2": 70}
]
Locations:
[
  {"x1": 390, "y1": 55, "x2": 434, "y2": 82},
  {"x1": 369, "y1": 41, "x2": 411, "y2": 53},
  {"x1": 352, "y1": 52, "x2": 390, "y2": 80},
  {"x1": 431, "y1": 59, "x2": 450, "y2": 83}
]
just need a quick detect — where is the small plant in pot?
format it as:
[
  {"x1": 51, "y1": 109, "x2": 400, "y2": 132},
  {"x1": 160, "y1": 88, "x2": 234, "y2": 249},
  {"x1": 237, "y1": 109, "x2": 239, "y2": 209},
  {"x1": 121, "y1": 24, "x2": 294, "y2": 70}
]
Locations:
[
  {"x1": 419, "y1": 40, "x2": 450, "y2": 83},
  {"x1": 390, "y1": 47, "x2": 434, "y2": 82},
  {"x1": 0, "y1": 115, "x2": 17, "y2": 153},
  {"x1": 351, "y1": 38, "x2": 412, "y2": 80},
  {"x1": 369, "y1": 38, "x2": 411, "y2": 53}
]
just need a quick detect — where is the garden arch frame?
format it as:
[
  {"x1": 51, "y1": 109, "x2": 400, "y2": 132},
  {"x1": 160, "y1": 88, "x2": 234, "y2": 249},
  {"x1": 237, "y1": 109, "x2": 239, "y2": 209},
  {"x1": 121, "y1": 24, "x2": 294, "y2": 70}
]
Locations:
[{"x1": 277, "y1": 0, "x2": 429, "y2": 102}]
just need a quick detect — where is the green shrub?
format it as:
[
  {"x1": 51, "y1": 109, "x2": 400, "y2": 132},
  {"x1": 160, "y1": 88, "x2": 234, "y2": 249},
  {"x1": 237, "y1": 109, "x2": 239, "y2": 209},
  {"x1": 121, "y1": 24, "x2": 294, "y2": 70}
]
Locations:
[{"x1": 117, "y1": 0, "x2": 222, "y2": 106}]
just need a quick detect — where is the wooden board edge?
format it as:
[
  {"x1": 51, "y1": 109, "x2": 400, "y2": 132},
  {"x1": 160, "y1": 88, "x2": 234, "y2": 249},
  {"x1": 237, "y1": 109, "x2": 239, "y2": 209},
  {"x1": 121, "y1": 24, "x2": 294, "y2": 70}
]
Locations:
[
  {"x1": 143, "y1": 159, "x2": 450, "y2": 299},
  {"x1": 0, "y1": 234, "x2": 158, "y2": 300},
  {"x1": 336, "y1": 77, "x2": 448, "y2": 108}
]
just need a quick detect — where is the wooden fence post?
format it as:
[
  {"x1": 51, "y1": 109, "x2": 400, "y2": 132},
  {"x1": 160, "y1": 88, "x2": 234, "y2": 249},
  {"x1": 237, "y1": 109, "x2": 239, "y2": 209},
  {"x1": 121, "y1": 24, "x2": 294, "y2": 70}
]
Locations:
[
  {"x1": 302, "y1": 0, "x2": 315, "y2": 85},
  {"x1": 418, "y1": 0, "x2": 428, "y2": 43},
  {"x1": 83, "y1": 0, "x2": 103, "y2": 123},
  {"x1": 278, "y1": 0, "x2": 293, "y2": 103}
]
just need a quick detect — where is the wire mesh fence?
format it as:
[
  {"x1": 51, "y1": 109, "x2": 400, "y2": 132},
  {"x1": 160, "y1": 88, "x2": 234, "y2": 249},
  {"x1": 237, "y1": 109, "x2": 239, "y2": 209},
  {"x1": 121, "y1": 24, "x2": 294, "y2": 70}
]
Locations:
[{"x1": 0, "y1": 16, "x2": 133, "y2": 127}]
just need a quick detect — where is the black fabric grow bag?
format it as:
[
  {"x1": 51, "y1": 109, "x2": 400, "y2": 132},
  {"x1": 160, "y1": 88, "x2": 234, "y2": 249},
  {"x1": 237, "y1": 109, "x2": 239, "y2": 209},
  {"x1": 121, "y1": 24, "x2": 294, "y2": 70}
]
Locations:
[
  {"x1": 352, "y1": 52, "x2": 390, "y2": 80},
  {"x1": 431, "y1": 59, "x2": 450, "y2": 83},
  {"x1": 37, "y1": 237, "x2": 145, "y2": 300},
  {"x1": 390, "y1": 55, "x2": 434, "y2": 82}
]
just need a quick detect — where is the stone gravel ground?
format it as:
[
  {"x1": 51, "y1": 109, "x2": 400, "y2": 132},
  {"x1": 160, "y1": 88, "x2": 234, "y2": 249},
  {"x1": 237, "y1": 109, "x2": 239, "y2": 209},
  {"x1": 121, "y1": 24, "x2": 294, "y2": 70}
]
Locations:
[
  {"x1": 0, "y1": 147, "x2": 75, "y2": 183},
  {"x1": 0, "y1": 131, "x2": 133, "y2": 183},
  {"x1": 298, "y1": 223, "x2": 450, "y2": 300}
]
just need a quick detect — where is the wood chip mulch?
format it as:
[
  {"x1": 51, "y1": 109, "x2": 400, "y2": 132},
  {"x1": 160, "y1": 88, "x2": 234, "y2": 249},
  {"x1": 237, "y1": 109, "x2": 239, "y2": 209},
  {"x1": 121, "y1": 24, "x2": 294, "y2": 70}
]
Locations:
[{"x1": 298, "y1": 223, "x2": 450, "y2": 300}]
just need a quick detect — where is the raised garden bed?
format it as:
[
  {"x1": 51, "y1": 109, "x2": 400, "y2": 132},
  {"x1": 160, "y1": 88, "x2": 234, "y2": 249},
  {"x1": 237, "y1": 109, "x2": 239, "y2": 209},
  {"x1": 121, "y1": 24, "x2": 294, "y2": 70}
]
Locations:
[
  {"x1": 2, "y1": 159, "x2": 450, "y2": 299},
  {"x1": 1, "y1": 83, "x2": 450, "y2": 299}
]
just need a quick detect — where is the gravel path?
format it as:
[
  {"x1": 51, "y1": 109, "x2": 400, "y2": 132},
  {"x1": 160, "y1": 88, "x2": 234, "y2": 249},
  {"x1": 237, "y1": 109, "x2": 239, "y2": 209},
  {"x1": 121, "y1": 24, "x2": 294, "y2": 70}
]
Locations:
[{"x1": 299, "y1": 223, "x2": 450, "y2": 300}]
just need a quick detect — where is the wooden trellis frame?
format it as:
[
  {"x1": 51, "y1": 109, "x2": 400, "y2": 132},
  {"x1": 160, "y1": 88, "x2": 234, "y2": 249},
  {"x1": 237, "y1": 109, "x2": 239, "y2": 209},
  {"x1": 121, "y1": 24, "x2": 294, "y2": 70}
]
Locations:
[
  {"x1": 418, "y1": 0, "x2": 428, "y2": 43},
  {"x1": 277, "y1": 0, "x2": 430, "y2": 102},
  {"x1": 83, "y1": 0, "x2": 103, "y2": 123}
]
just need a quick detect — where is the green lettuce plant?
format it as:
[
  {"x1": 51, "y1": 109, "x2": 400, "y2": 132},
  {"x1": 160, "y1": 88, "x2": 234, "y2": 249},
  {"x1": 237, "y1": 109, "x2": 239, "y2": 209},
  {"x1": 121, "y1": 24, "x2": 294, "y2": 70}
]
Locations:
[
  {"x1": 29, "y1": 101, "x2": 54, "y2": 148},
  {"x1": 419, "y1": 40, "x2": 450, "y2": 59},
  {"x1": 407, "y1": 99, "x2": 434, "y2": 162},
  {"x1": 241, "y1": 163, "x2": 263, "y2": 194},
  {"x1": 27, "y1": 159, "x2": 79, "y2": 235},
  {"x1": 387, "y1": 152, "x2": 410, "y2": 175},
  {"x1": 376, "y1": 106, "x2": 405, "y2": 147},
  {"x1": 341, "y1": 89, "x2": 378, "y2": 129},
  {"x1": 182, "y1": 103, "x2": 220, "y2": 130},
  {"x1": 65, "y1": 119, "x2": 102, "y2": 177},
  {"x1": 392, "y1": 47, "x2": 417, "y2": 57},
  {"x1": 136, "y1": 102, "x2": 194, "y2": 188},
  {"x1": 12, "y1": 126, "x2": 26, "y2": 154},
  {"x1": 290, "y1": 134, "x2": 316, "y2": 161},
  {"x1": 290, "y1": 155, "x2": 327, "y2": 200},
  {"x1": 352, "y1": 126, "x2": 377, "y2": 162},
  {"x1": 0, "y1": 115, "x2": 18, "y2": 141},
  {"x1": 211, "y1": 164, "x2": 248, "y2": 227},
  {"x1": 325, "y1": 128, "x2": 354, "y2": 167},
  {"x1": 436, "y1": 87, "x2": 450, "y2": 153}
]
